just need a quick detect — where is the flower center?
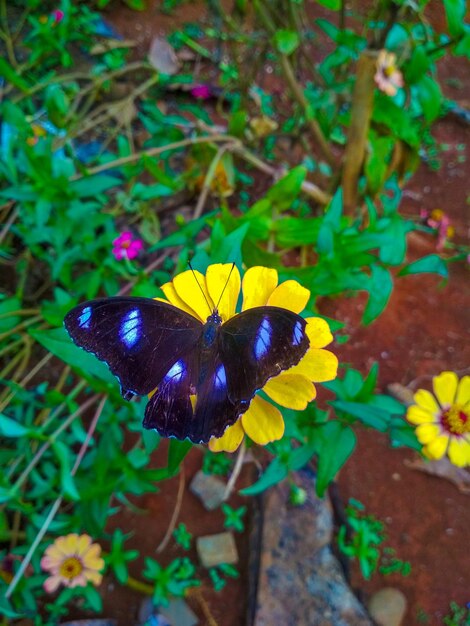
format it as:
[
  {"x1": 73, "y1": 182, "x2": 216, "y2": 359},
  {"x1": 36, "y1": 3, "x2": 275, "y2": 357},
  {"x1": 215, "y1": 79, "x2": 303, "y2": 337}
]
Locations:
[
  {"x1": 59, "y1": 556, "x2": 83, "y2": 580},
  {"x1": 441, "y1": 404, "x2": 470, "y2": 436}
]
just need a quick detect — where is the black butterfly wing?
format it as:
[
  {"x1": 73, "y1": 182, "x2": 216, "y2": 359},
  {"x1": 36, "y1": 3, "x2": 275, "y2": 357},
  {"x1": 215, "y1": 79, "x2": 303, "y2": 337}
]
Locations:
[
  {"x1": 64, "y1": 297, "x2": 202, "y2": 397},
  {"x1": 219, "y1": 306, "x2": 310, "y2": 406},
  {"x1": 143, "y1": 353, "x2": 243, "y2": 443}
]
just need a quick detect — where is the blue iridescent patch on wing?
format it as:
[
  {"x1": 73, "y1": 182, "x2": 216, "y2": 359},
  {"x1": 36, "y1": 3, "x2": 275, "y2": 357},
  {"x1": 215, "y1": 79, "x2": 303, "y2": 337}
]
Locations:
[
  {"x1": 164, "y1": 359, "x2": 185, "y2": 383},
  {"x1": 214, "y1": 364, "x2": 227, "y2": 390},
  {"x1": 292, "y1": 320, "x2": 304, "y2": 346},
  {"x1": 119, "y1": 308, "x2": 141, "y2": 348},
  {"x1": 78, "y1": 306, "x2": 92, "y2": 329},
  {"x1": 254, "y1": 317, "x2": 272, "y2": 360}
]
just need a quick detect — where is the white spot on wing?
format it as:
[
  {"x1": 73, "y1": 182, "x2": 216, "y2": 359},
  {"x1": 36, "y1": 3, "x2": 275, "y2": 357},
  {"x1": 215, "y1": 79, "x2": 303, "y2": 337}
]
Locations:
[
  {"x1": 164, "y1": 359, "x2": 185, "y2": 383},
  {"x1": 214, "y1": 364, "x2": 227, "y2": 390},
  {"x1": 292, "y1": 320, "x2": 303, "y2": 346},
  {"x1": 119, "y1": 308, "x2": 141, "y2": 348},
  {"x1": 254, "y1": 317, "x2": 272, "y2": 360},
  {"x1": 78, "y1": 306, "x2": 92, "y2": 329}
]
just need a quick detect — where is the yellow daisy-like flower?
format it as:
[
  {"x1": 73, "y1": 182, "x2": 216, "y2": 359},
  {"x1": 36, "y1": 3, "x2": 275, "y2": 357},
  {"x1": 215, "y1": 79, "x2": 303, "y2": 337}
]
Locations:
[
  {"x1": 406, "y1": 372, "x2": 470, "y2": 467},
  {"x1": 374, "y1": 50, "x2": 404, "y2": 97},
  {"x1": 40, "y1": 533, "x2": 104, "y2": 593},
  {"x1": 159, "y1": 264, "x2": 338, "y2": 453}
]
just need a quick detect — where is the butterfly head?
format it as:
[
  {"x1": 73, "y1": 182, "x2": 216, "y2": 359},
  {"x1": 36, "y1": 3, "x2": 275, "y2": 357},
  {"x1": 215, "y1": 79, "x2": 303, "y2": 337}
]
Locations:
[{"x1": 203, "y1": 309, "x2": 222, "y2": 347}]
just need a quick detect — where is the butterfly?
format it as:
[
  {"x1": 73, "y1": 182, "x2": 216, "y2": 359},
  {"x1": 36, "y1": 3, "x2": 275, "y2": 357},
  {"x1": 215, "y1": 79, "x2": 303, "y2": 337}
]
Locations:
[{"x1": 64, "y1": 284, "x2": 310, "y2": 444}]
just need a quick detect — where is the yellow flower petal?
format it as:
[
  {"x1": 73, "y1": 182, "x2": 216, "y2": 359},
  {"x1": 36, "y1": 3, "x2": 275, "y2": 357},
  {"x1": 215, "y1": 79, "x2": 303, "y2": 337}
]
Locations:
[
  {"x1": 82, "y1": 545, "x2": 103, "y2": 569},
  {"x1": 288, "y1": 348, "x2": 338, "y2": 383},
  {"x1": 160, "y1": 282, "x2": 201, "y2": 320},
  {"x1": 241, "y1": 396, "x2": 284, "y2": 445},
  {"x1": 416, "y1": 423, "x2": 441, "y2": 444},
  {"x1": 456, "y1": 375, "x2": 470, "y2": 406},
  {"x1": 433, "y1": 371, "x2": 458, "y2": 408},
  {"x1": 406, "y1": 405, "x2": 436, "y2": 425},
  {"x1": 305, "y1": 317, "x2": 333, "y2": 349},
  {"x1": 267, "y1": 280, "x2": 310, "y2": 313},
  {"x1": 75, "y1": 534, "x2": 92, "y2": 557},
  {"x1": 173, "y1": 269, "x2": 214, "y2": 322},
  {"x1": 242, "y1": 267, "x2": 278, "y2": 310},
  {"x1": 206, "y1": 263, "x2": 241, "y2": 321},
  {"x1": 413, "y1": 389, "x2": 440, "y2": 415},
  {"x1": 448, "y1": 438, "x2": 470, "y2": 468},
  {"x1": 263, "y1": 373, "x2": 316, "y2": 409},
  {"x1": 85, "y1": 570, "x2": 103, "y2": 586},
  {"x1": 57, "y1": 534, "x2": 79, "y2": 556},
  {"x1": 424, "y1": 434, "x2": 449, "y2": 460},
  {"x1": 44, "y1": 544, "x2": 65, "y2": 564},
  {"x1": 209, "y1": 420, "x2": 245, "y2": 453}
]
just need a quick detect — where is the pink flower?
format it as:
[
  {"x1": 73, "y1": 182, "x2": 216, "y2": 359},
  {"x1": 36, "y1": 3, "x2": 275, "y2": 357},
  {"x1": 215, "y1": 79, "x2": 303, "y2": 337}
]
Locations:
[
  {"x1": 51, "y1": 9, "x2": 64, "y2": 23},
  {"x1": 190, "y1": 84, "x2": 212, "y2": 100},
  {"x1": 374, "y1": 50, "x2": 404, "y2": 97},
  {"x1": 112, "y1": 231, "x2": 143, "y2": 260}
]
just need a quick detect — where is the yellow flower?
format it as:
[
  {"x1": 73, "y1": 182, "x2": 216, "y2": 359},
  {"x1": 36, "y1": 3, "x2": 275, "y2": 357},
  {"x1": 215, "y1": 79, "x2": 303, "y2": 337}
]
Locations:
[
  {"x1": 159, "y1": 264, "x2": 338, "y2": 452},
  {"x1": 374, "y1": 50, "x2": 404, "y2": 97},
  {"x1": 406, "y1": 371, "x2": 470, "y2": 467},
  {"x1": 40, "y1": 533, "x2": 104, "y2": 593}
]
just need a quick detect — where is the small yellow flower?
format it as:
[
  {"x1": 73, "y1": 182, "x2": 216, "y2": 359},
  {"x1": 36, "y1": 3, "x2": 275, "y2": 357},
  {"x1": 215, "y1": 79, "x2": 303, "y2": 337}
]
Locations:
[
  {"x1": 249, "y1": 115, "x2": 279, "y2": 138},
  {"x1": 406, "y1": 372, "x2": 470, "y2": 467},
  {"x1": 41, "y1": 533, "x2": 104, "y2": 593},
  {"x1": 375, "y1": 50, "x2": 404, "y2": 97},
  {"x1": 159, "y1": 264, "x2": 338, "y2": 452}
]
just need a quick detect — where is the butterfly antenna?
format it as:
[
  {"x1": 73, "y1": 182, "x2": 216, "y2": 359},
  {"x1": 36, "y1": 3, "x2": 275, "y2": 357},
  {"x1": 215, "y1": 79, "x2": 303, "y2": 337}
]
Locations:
[
  {"x1": 188, "y1": 261, "x2": 214, "y2": 315},
  {"x1": 215, "y1": 262, "x2": 236, "y2": 311}
]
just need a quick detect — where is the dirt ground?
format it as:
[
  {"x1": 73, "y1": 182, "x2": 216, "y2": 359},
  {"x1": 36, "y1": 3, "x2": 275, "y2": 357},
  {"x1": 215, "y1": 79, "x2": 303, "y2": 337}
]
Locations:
[{"x1": 92, "y1": 2, "x2": 470, "y2": 624}]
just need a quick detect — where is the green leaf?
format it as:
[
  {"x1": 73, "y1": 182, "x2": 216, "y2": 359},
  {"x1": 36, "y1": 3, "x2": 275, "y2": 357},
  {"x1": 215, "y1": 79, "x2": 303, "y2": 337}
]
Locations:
[
  {"x1": 0, "y1": 58, "x2": 29, "y2": 92},
  {"x1": 365, "y1": 135, "x2": 395, "y2": 195},
  {"x1": 52, "y1": 441, "x2": 80, "y2": 501},
  {"x1": 372, "y1": 94, "x2": 420, "y2": 147},
  {"x1": 398, "y1": 254, "x2": 448, "y2": 279},
  {"x1": 331, "y1": 400, "x2": 390, "y2": 431},
  {"x1": 0, "y1": 596, "x2": 23, "y2": 618},
  {"x1": 356, "y1": 363, "x2": 379, "y2": 402},
  {"x1": 0, "y1": 414, "x2": 29, "y2": 437},
  {"x1": 0, "y1": 297, "x2": 21, "y2": 332},
  {"x1": 150, "y1": 211, "x2": 217, "y2": 251},
  {"x1": 29, "y1": 327, "x2": 116, "y2": 386},
  {"x1": 378, "y1": 217, "x2": 409, "y2": 265},
  {"x1": 240, "y1": 457, "x2": 288, "y2": 496},
  {"x1": 314, "y1": 422, "x2": 356, "y2": 497},
  {"x1": 69, "y1": 175, "x2": 119, "y2": 198},
  {"x1": 45, "y1": 84, "x2": 69, "y2": 128},
  {"x1": 210, "y1": 221, "x2": 249, "y2": 266},
  {"x1": 315, "y1": 0, "x2": 340, "y2": 8},
  {"x1": 416, "y1": 76, "x2": 442, "y2": 122},
  {"x1": 274, "y1": 30, "x2": 300, "y2": 55},
  {"x1": 363, "y1": 265, "x2": 393, "y2": 325},
  {"x1": 443, "y1": 0, "x2": 466, "y2": 37},
  {"x1": 266, "y1": 166, "x2": 307, "y2": 211},
  {"x1": 404, "y1": 46, "x2": 431, "y2": 84},
  {"x1": 168, "y1": 440, "x2": 192, "y2": 475}
]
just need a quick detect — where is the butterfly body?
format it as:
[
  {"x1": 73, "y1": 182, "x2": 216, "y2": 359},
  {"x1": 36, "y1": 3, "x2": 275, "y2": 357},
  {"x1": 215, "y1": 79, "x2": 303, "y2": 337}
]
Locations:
[{"x1": 64, "y1": 297, "x2": 310, "y2": 443}]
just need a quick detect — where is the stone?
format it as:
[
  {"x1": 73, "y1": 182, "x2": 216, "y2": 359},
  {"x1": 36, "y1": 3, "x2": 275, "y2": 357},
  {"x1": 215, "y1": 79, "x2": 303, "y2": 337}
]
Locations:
[
  {"x1": 253, "y1": 469, "x2": 373, "y2": 626},
  {"x1": 190, "y1": 470, "x2": 226, "y2": 510},
  {"x1": 197, "y1": 531, "x2": 238, "y2": 568},
  {"x1": 160, "y1": 598, "x2": 198, "y2": 626},
  {"x1": 368, "y1": 588, "x2": 407, "y2": 626}
]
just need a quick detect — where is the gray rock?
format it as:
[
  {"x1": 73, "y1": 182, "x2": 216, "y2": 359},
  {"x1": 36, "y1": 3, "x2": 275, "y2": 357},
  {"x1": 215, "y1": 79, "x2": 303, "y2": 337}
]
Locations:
[
  {"x1": 254, "y1": 471, "x2": 373, "y2": 626},
  {"x1": 368, "y1": 588, "x2": 407, "y2": 626},
  {"x1": 197, "y1": 531, "x2": 238, "y2": 568},
  {"x1": 190, "y1": 470, "x2": 226, "y2": 510},
  {"x1": 160, "y1": 598, "x2": 198, "y2": 626}
]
